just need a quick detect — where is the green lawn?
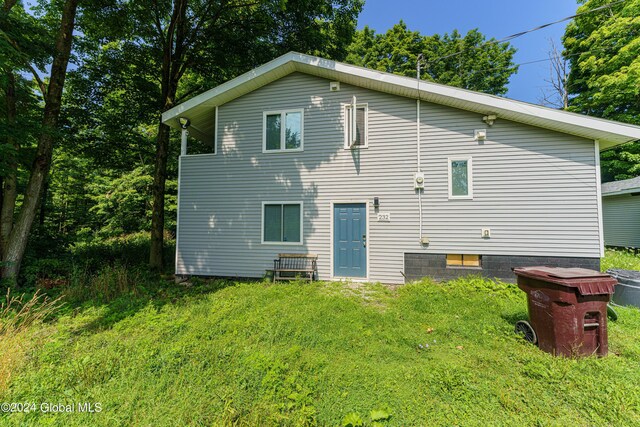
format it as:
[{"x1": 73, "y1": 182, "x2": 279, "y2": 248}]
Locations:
[{"x1": 1, "y1": 257, "x2": 640, "y2": 426}]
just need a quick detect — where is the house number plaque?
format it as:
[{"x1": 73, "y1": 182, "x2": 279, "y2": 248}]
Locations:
[{"x1": 377, "y1": 213, "x2": 391, "y2": 222}]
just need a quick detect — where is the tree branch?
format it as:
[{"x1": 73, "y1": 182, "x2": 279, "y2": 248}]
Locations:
[
  {"x1": 3, "y1": 0, "x2": 16, "y2": 12},
  {"x1": 0, "y1": 30, "x2": 47, "y2": 96},
  {"x1": 175, "y1": 84, "x2": 203, "y2": 103},
  {"x1": 150, "y1": 0, "x2": 166, "y2": 49}
]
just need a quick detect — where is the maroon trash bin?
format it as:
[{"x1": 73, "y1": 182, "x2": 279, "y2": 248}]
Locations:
[{"x1": 513, "y1": 267, "x2": 617, "y2": 357}]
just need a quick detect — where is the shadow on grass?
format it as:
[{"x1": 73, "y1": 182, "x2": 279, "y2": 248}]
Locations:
[
  {"x1": 60, "y1": 277, "x2": 246, "y2": 335},
  {"x1": 501, "y1": 311, "x2": 530, "y2": 326}
]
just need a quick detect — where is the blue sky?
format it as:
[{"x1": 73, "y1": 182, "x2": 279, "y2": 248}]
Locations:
[{"x1": 357, "y1": 0, "x2": 579, "y2": 104}]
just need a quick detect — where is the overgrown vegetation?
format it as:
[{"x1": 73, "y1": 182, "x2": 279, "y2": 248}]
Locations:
[
  {"x1": 0, "y1": 250, "x2": 638, "y2": 426},
  {"x1": 601, "y1": 248, "x2": 640, "y2": 272}
]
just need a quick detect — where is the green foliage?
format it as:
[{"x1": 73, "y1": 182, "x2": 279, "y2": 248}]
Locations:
[
  {"x1": 70, "y1": 232, "x2": 175, "y2": 269},
  {"x1": 346, "y1": 21, "x2": 518, "y2": 95},
  {"x1": 19, "y1": 232, "x2": 175, "y2": 289},
  {"x1": 601, "y1": 248, "x2": 640, "y2": 272},
  {"x1": 88, "y1": 167, "x2": 156, "y2": 238},
  {"x1": 563, "y1": 0, "x2": 640, "y2": 181},
  {"x1": 342, "y1": 412, "x2": 364, "y2": 426}
]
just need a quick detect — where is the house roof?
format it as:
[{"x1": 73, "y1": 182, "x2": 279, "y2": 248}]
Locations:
[
  {"x1": 162, "y1": 52, "x2": 640, "y2": 150},
  {"x1": 602, "y1": 176, "x2": 640, "y2": 196}
]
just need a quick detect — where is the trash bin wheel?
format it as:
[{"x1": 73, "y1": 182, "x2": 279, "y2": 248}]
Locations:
[{"x1": 515, "y1": 320, "x2": 537, "y2": 344}]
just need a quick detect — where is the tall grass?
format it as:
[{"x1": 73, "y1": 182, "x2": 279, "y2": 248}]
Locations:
[
  {"x1": 64, "y1": 264, "x2": 144, "y2": 304},
  {"x1": 601, "y1": 248, "x2": 640, "y2": 272},
  {"x1": 0, "y1": 289, "x2": 63, "y2": 336},
  {"x1": 0, "y1": 289, "x2": 62, "y2": 395}
]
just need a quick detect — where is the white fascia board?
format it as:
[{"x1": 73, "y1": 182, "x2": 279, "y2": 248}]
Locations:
[{"x1": 163, "y1": 51, "x2": 640, "y2": 148}]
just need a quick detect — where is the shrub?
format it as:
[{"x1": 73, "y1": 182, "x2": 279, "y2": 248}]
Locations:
[
  {"x1": 69, "y1": 231, "x2": 175, "y2": 271},
  {"x1": 62, "y1": 263, "x2": 159, "y2": 304}
]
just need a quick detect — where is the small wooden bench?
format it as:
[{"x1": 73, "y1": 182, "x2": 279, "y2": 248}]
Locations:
[{"x1": 273, "y1": 253, "x2": 318, "y2": 282}]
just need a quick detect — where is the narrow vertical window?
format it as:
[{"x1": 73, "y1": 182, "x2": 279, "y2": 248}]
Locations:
[
  {"x1": 448, "y1": 157, "x2": 473, "y2": 199},
  {"x1": 345, "y1": 104, "x2": 368, "y2": 148}
]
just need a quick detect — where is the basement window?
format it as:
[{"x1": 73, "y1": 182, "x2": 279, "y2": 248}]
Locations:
[{"x1": 446, "y1": 254, "x2": 481, "y2": 268}]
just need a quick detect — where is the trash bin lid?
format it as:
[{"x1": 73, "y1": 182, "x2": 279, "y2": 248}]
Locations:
[{"x1": 513, "y1": 266, "x2": 617, "y2": 295}]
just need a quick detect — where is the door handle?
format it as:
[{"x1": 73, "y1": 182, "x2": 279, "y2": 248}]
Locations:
[{"x1": 362, "y1": 234, "x2": 366, "y2": 247}]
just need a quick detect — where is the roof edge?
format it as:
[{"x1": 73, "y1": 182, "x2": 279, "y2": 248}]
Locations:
[{"x1": 162, "y1": 52, "x2": 640, "y2": 149}]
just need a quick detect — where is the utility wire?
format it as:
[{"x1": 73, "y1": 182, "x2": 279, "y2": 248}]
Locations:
[
  {"x1": 464, "y1": 48, "x2": 610, "y2": 80},
  {"x1": 423, "y1": 0, "x2": 628, "y2": 66}
]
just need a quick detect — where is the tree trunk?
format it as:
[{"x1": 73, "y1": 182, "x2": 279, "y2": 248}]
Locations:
[
  {"x1": 0, "y1": 72, "x2": 17, "y2": 259},
  {"x1": 149, "y1": 121, "x2": 170, "y2": 271},
  {"x1": 1, "y1": 0, "x2": 78, "y2": 280},
  {"x1": 149, "y1": 0, "x2": 187, "y2": 272},
  {"x1": 39, "y1": 178, "x2": 49, "y2": 227}
]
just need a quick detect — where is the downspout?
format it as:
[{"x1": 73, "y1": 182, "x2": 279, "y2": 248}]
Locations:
[
  {"x1": 417, "y1": 97, "x2": 422, "y2": 242},
  {"x1": 176, "y1": 119, "x2": 189, "y2": 281},
  {"x1": 417, "y1": 56, "x2": 424, "y2": 244},
  {"x1": 594, "y1": 140, "x2": 605, "y2": 258}
]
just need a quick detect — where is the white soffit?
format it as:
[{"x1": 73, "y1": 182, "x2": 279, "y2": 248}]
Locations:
[{"x1": 163, "y1": 52, "x2": 640, "y2": 150}]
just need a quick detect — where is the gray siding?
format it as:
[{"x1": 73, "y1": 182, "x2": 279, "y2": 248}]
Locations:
[
  {"x1": 177, "y1": 72, "x2": 601, "y2": 284},
  {"x1": 603, "y1": 194, "x2": 640, "y2": 248},
  {"x1": 419, "y1": 101, "x2": 600, "y2": 258}
]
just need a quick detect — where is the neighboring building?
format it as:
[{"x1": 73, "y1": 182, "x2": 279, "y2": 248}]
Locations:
[
  {"x1": 602, "y1": 176, "x2": 640, "y2": 249},
  {"x1": 162, "y1": 52, "x2": 640, "y2": 284}
]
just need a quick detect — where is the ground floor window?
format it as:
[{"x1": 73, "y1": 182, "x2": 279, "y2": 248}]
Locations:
[
  {"x1": 446, "y1": 254, "x2": 481, "y2": 267},
  {"x1": 262, "y1": 202, "x2": 303, "y2": 244}
]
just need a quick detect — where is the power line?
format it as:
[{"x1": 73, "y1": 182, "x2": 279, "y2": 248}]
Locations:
[{"x1": 423, "y1": 0, "x2": 628, "y2": 66}]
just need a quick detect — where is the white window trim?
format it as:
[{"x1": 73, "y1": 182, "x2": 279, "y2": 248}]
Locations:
[
  {"x1": 343, "y1": 103, "x2": 369, "y2": 149},
  {"x1": 262, "y1": 109, "x2": 304, "y2": 153},
  {"x1": 261, "y1": 201, "x2": 304, "y2": 245},
  {"x1": 448, "y1": 156, "x2": 473, "y2": 200}
]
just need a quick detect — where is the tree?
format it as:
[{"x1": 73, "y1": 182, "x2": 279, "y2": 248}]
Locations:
[
  {"x1": 346, "y1": 21, "x2": 518, "y2": 95},
  {"x1": 76, "y1": 0, "x2": 364, "y2": 271},
  {"x1": 0, "y1": 0, "x2": 79, "y2": 280},
  {"x1": 563, "y1": 0, "x2": 640, "y2": 181},
  {"x1": 539, "y1": 39, "x2": 569, "y2": 109}
]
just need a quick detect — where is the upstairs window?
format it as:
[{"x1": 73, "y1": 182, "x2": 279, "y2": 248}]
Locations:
[
  {"x1": 448, "y1": 157, "x2": 473, "y2": 199},
  {"x1": 263, "y1": 110, "x2": 303, "y2": 152},
  {"x1": 262, "y1": 202, "x2": 303, "y2": 244},
  {"x1": 345, "y1": 104, "x2": 368, "y2": 148}
]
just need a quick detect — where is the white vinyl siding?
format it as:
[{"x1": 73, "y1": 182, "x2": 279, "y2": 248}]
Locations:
[{"x1": 176, "y1": 72, "x2": 600, "y2": 284}]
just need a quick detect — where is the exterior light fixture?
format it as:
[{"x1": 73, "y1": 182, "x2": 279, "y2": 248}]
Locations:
[
  {"x1": 373, "y1": 197, "x2": 380, "y2": 208},
  {"x1": 179, "y1": 117, "x2": 191, "y2": 129},
  {"x1": 482, "y1": 114, "x2": 497, "y2": 126}
]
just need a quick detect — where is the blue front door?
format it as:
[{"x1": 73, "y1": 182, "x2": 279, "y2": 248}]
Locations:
[{"x1": 334, "y1": 203, "x2": 367, "y2": 278}]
